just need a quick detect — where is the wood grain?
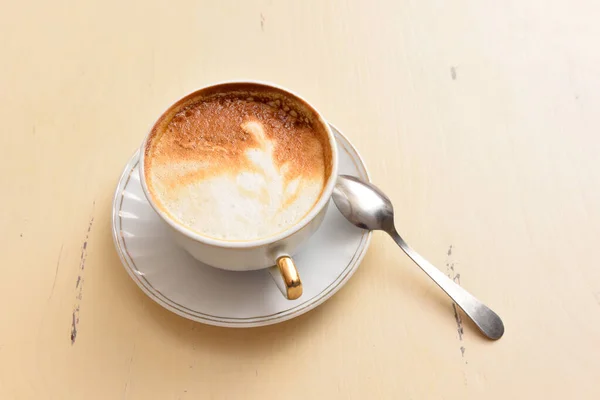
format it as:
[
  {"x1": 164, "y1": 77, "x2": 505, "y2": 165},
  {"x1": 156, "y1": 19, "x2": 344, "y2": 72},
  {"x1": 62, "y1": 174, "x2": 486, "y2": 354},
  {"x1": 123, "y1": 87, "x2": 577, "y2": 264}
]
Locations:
[{"x1": 1, "y1": 0, "x2": 599, "y2": 398}]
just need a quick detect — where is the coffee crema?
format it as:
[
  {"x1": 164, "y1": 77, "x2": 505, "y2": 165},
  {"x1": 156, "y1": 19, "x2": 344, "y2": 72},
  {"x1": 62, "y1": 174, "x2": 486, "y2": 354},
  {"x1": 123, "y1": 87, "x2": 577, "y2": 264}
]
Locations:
[{"x1": 144, "y1": 87, "x2": 332, "y2": 241}]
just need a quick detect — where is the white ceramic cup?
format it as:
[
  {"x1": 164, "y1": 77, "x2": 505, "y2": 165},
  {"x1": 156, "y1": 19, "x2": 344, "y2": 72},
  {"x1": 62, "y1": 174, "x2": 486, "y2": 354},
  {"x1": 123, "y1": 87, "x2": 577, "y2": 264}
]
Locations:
[{"x1": 139, "y1": 81, "x2": 338, "y2": 300}]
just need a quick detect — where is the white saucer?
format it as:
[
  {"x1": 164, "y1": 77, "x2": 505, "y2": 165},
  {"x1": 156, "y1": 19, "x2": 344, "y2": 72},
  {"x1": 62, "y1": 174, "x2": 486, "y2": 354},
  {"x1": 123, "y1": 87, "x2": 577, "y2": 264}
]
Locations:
[{"x1": 111, "y1": 124, "x2": 371, "y2": 327}]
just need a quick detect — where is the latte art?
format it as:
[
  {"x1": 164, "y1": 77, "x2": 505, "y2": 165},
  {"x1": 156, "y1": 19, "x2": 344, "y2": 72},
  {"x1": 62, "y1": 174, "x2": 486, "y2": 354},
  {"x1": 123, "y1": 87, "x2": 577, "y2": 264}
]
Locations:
[{"x1": 144, "y1": 91, "x2": 331, "y2": 241}]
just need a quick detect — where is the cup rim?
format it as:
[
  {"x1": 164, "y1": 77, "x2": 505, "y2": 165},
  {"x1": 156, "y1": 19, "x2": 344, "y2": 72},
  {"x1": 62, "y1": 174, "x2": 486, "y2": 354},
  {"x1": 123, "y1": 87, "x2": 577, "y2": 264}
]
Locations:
[{"x1": 138, "y1": 80, "x2": 339, "y2": 249}]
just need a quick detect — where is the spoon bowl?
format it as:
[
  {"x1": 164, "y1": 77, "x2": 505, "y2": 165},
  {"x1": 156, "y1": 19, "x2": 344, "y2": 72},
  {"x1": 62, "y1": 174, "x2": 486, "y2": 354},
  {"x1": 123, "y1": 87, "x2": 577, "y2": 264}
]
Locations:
[{"x1": 333, "y1": 175, "x2": 394, "y2": 231}]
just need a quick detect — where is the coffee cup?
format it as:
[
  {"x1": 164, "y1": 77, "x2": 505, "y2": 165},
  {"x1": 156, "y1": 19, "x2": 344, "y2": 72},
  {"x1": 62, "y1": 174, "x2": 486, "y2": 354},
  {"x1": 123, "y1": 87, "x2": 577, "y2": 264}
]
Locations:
[{"x1": 139, "y1": 81, "x2": 338, "y2": 300}]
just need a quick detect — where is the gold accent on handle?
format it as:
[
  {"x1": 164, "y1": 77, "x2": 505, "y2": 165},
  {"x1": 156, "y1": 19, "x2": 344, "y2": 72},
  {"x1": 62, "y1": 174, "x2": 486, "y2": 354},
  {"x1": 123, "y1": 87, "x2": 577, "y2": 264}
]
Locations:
[{"x1": 276, "y1": 256, "x2": 303, "y2": 300}]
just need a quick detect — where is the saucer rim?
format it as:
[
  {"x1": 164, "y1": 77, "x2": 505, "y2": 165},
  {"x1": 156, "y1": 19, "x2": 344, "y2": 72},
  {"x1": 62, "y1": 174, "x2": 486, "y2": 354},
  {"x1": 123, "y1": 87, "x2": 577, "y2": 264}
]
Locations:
[{"x1": 111, "y1": 123, "x2": 372, "y2": 327}]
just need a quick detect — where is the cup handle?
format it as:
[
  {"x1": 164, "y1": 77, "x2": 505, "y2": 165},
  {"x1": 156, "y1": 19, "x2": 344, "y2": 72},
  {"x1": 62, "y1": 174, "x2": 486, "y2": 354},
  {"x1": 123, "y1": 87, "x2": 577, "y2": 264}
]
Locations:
[{"x1": 268, "y1": 256, "x2": 303, "y2": 300}]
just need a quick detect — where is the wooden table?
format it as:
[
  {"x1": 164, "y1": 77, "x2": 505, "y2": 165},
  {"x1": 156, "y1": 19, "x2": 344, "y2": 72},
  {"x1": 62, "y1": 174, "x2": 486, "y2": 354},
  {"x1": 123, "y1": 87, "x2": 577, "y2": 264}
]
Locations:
[{"x1": 2, "y1": 1, "x2": 599, "y2": 398}]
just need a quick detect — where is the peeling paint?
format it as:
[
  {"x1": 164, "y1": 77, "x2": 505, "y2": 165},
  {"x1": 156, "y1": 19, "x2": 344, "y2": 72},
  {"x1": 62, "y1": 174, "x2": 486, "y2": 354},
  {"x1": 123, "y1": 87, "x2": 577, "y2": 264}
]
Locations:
[
  {"x1": 71, "y1": 204, "x2": 95, "y2": 345},
  {"x1": 447, "y1": 245, "x2": 467, "y2": 364}
]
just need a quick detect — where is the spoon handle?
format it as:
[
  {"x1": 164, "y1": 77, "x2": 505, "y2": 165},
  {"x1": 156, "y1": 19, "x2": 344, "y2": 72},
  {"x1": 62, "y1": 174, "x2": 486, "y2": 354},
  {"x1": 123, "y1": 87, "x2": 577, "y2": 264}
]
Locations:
[{"x1": 389, "y1": 231, "x2": 504, "y2": 340}]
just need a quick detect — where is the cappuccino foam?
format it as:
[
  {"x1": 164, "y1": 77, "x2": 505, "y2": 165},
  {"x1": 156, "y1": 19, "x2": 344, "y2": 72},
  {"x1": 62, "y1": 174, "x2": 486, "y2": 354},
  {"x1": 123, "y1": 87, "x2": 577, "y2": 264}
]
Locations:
[{"x1": 144, "y1": 90, "x2": 331, "y2": 241}]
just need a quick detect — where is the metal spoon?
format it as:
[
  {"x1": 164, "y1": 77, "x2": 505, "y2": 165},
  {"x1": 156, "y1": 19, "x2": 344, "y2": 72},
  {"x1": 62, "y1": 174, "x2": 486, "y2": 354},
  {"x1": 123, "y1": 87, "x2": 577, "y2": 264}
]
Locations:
[{"x1": 333, "y1": 175, "x2": 504, "y2": 340}]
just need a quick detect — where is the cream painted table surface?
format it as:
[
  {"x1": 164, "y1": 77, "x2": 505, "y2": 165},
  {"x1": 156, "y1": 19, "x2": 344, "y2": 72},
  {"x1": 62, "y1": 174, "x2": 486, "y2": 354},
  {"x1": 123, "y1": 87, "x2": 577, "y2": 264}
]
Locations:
[{"x1": 1, "y1": 1, "x2": 599, "y2": 399}]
